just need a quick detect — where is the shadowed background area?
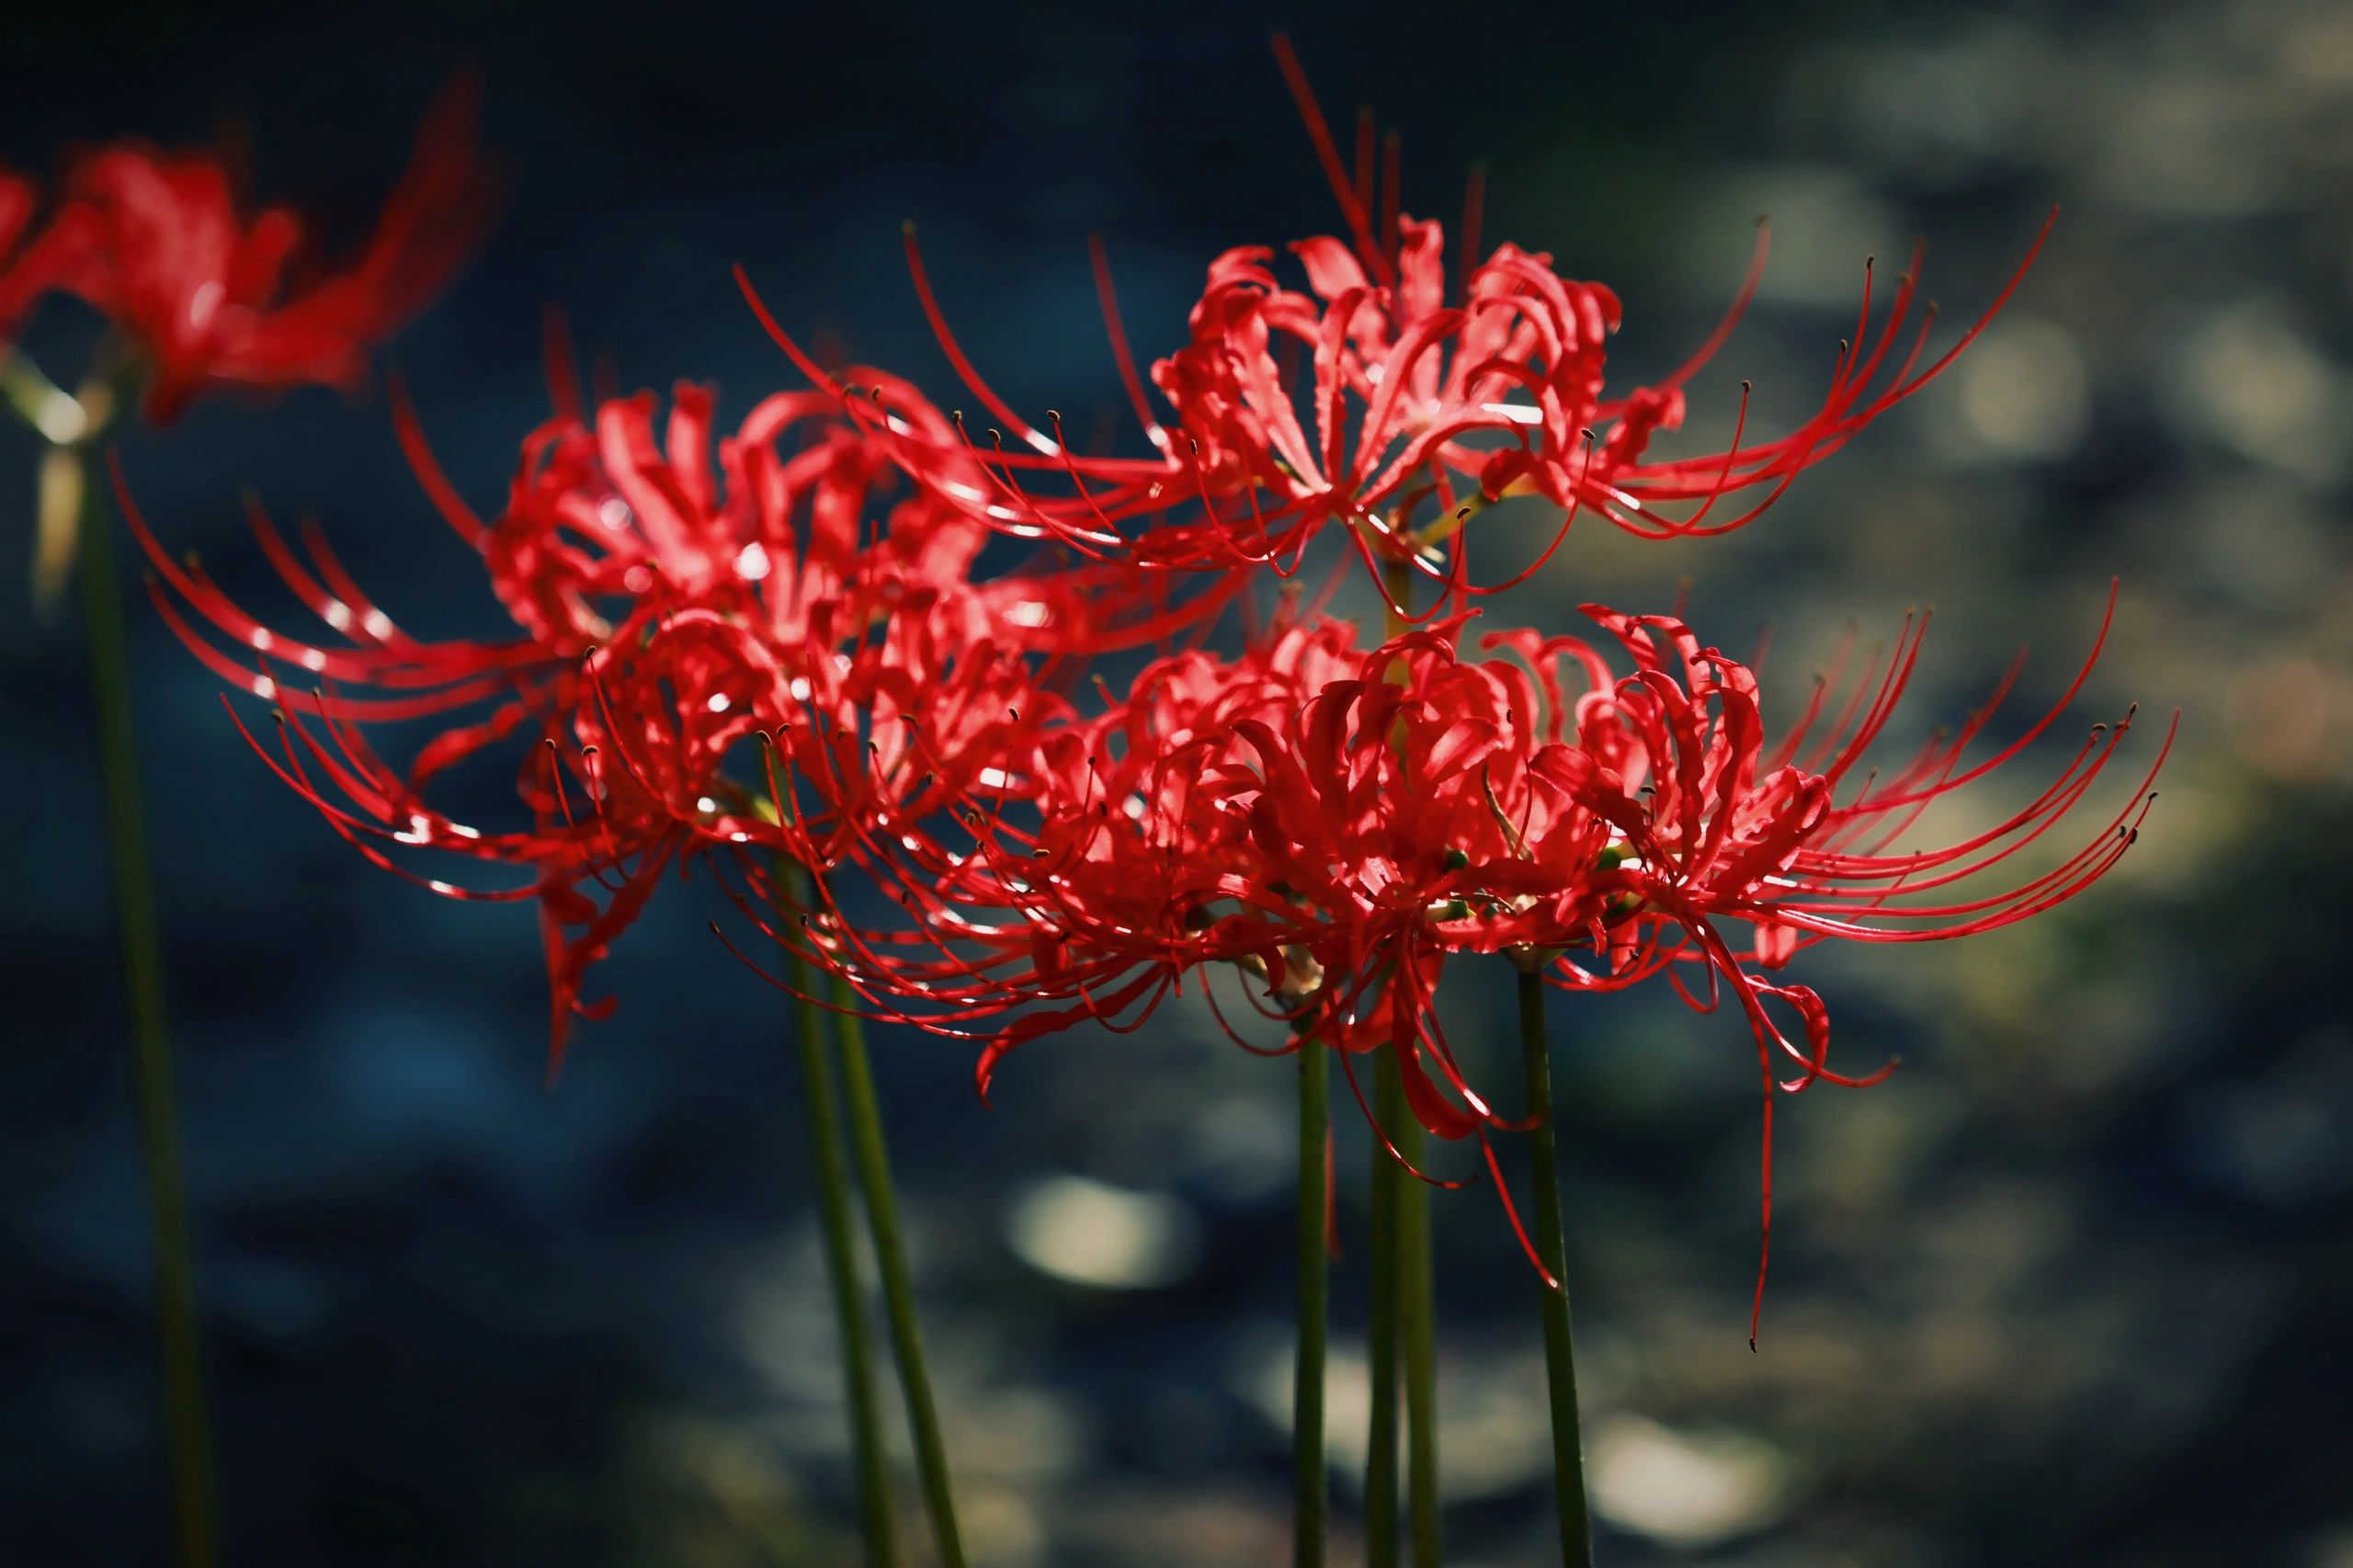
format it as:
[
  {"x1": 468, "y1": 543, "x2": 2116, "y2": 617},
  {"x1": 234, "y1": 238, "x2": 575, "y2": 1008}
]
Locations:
[{"x1": 4, "y1": 2, "x2": 2348, "y2": 1563}]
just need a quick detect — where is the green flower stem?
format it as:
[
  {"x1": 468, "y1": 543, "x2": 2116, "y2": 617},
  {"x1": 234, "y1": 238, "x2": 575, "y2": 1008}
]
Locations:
[
  {"x1": 1294, "y1": 1030, "x2": 1330, "y2": 1567},
  {"x1": 1518, "y1": 967, "x2": 1594, "y2": 1565},
  {"x1": 826, "y1": 969, "x2": 966, "y2": 1568},
  {"x1": 770, "y1": 864, "x2": 895, "y2": 1563},
  {"x1": 1395, "y1": 1094, "x2": 1439, "y2": 1567},
  {"x1": 1366, "y1": 1048, "x2": 1402, "y2": 1566},
  {"x1": 77, "y1": 441, "x2": 219, "y2": 1568},
  {"x1": 1368, "y1": 546, "x2": 1445, "y2": 1563}
]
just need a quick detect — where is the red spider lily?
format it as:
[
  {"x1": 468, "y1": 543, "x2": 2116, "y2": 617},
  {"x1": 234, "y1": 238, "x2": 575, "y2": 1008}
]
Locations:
[
  {"x1": 783, "y1": 590, "x2": 2166, "y2": 1326},
  {"x1": 1464, "y1": 591, "x2": 2170, "y2": 1336},
  {"x1": 718, "y1": 615, "x2": 1372, "y2": 1061},
  {"x1": 128, "y1": 369, "x2": 1120, "y2": 1067},
  {"x1": 734, "y1": 613, "x2": 1595, "y2": 1267},
  {"x1": 736, "y1": 43, "x2": 2048, "y2": 619},
  {"x1": 1, "y1": 169, "x2": 104, "y2": 333},
  {"x1": 8, "y1": 78, "x2": 488, "y2": 422}
]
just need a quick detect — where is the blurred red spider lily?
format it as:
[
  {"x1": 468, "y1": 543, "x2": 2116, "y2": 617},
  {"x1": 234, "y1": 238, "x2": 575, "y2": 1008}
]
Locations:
[
  {"x1": 734, "y1": 41, "x2": 2049, "y2": 620},
  {"x1": 4, "y1": 78, "x2": 490, "y2": 423},
  {"x1": 127, "y1": 369, "x2": 1128, "y2": 1067},
  {"x1": 1, "y1": 171, "x2": 100, "y2": 335}
]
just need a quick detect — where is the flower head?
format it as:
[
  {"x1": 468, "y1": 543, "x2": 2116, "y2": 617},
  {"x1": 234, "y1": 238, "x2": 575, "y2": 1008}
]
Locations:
[
  {"x1": 738, "y1": 44, "x2": 2048, "y2": 619},
  {"x1": 128, "y1": 364, "x2": 1132, "y2": 1068},
  {"x1": 795, "y1": 588, "x2": 2166, "y2": 1323},
  {"x1": 1, "y1": 170, "x2": 100, "y2": 335},
  {"x1": 11, "y1": 78, "x2": 488, "y2": 422}
]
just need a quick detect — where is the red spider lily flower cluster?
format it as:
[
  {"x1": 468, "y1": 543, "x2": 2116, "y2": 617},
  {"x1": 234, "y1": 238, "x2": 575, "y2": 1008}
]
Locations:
[
  {"x1": 752, "y1": 593, "x2": 2167, "y2": 1335},
  {"x1": 142, "y1": 47, "x2": 2165, "y2": 1335},
  {"x1": 130, "y1": 344, "x2": 1185, "y2": 1068},
  {"x1": 747, "y1": 41, "x2": 2051, "y2": 622},
  {"x1": 1, "y1": 80, "x2": 487, "y2": 421}
]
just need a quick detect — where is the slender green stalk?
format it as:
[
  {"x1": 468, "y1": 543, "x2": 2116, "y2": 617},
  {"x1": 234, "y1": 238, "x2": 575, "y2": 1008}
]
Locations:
[
  {"x1": 1293, "y1": 1031, "x2": 1329, "y2": 1568},
  {"x1": 770, "y1": 866, "x2": 894, "y2": 1563},
  {"x1": 76, "y1": 443, "x2": 219, "y2": 1568},
  {"x1": 1370, "y1": 547, "x2": 1444, "y2": 1563},
  {"x1": 827, "y1": 971, "x2": 965, "y2": 1568},
  {"x1": 1366, "y1": 1048, "x2": 1402, "y2": 1566},
  {"x1": 1518, "y1": 968, "x2": 1593, "y2": 1565},
  {"x1": 1395, "y1": 1093, "x2": 1439, "y2": 1567}
]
